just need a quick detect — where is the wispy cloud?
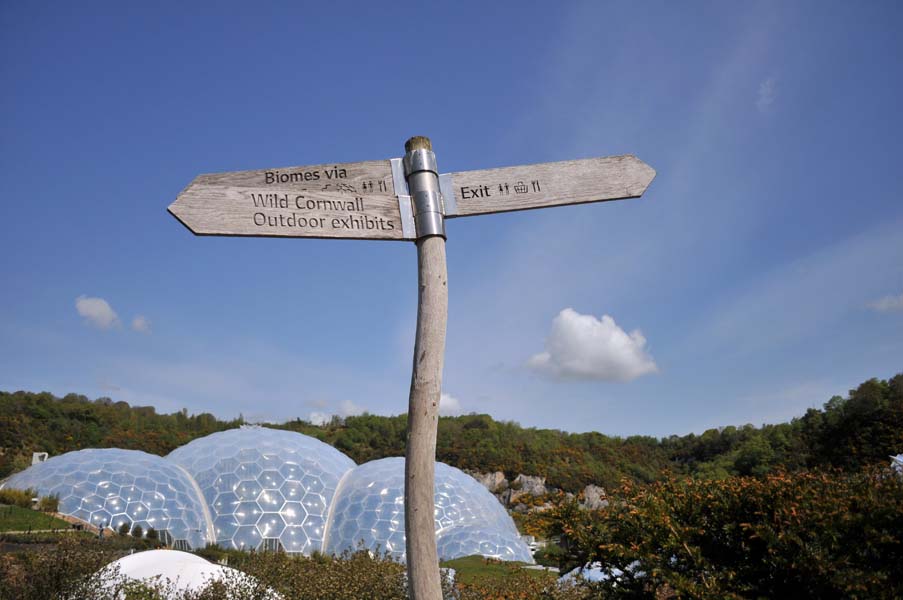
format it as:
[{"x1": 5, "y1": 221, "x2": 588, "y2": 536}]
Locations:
[
  {"x1": 131, "y1": 315, "x2": 151, "y2": 334},
  {"x1": 339, "y1": 399, "x2": 366, "y2": 417},
  {"x1": 685, "y1": 218, "x2": 903, "y2": 356},
  {"x1": 308, "y1": 400, "x2": 367, "y2": 425},
  {"x1": 756, "y1": 76, "x2": 777, "y2": 112},
  {"x1": 439, "y1": 392, "x2": 463, "y2": 416},
  {"x1": 75, "y1": 295, "x2": 120, "y2": 329},
  {"x1": 309, "y1": 412, "x2": 330, "y2": 426},
  {"x1": 102, "y1": 337, "x2": 408, "y2": 423},
  {"x1": 528, "y1": 308, "x2": 658, "y2": 382},
  {"x1": 869, "y1": 293, "x2": 903, "y2": 312}
]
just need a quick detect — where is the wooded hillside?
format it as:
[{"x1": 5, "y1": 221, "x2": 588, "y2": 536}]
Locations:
[{"x1": 2, "y1": 372, "x2": 901, "y2": 490}]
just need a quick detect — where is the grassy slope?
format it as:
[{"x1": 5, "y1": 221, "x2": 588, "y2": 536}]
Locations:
[
  {"x1": 0, "y1": 504, "x2": 71, "y2": 532},
  {"x1": 441, "y1": 555, "x2": 555, "y2": 586}
]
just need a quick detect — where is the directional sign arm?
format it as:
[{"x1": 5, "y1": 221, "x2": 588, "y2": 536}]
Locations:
[
  {"x1": 167, "y1": 160, "x2": 413, "y2": 240},
  {"x1": 441, "y1": 154, "x2": 655, "y2": 218},
  {"x1": 167, "y1": 154, "x2": 656, "y2": 239}
]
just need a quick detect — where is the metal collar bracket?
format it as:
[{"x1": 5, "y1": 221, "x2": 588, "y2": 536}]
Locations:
[
  {"x1": 392, "y1": 148, "x2": 446, "y2": 240},
  {"x1": 403, "y1": 148, "x2": 437, "y2": 176}
]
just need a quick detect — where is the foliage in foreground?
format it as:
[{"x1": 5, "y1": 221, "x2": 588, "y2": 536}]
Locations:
[
  {"x1": 0, "y1": 487, "x2": 36, "y2": 508},
  {"x1": 442, "y1": 556, "x2": 589, "y2": 600},
  {"x1": 0, "y1": 538, "x2": 593, "y2": 600},
  {"x1": 0, "y1": 536, "x2": 122, "y2": 600},
  {"x1": 5, "y1": 464, "x2": 903, "y2": 600},
  {"x1": 545, "y1": 467, "x2": 903, "y2": 599}
]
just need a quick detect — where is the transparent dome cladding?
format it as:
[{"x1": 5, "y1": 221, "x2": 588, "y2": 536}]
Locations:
[
  {"x1": 167, "y1": 427, "x2": 355, "y2": 554},
  {"x1": 324, "y1": 457, "x2": 533, "y2": 563},
  {"x1": 1, "y1": 426, "x2": 533, "y2": 563},
  {"x1": 1, "y1": 448, "x2": 211, "y2": 550}
]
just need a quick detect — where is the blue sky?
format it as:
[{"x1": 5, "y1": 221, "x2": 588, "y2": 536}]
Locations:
[{"x1": 1, "y1": 1, "x2": 901, "y2": 437}]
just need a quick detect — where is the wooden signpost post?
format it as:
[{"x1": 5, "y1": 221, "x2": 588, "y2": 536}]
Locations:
[{"x1": 168, "y1": 138, "x2": 655, "y2": 600}]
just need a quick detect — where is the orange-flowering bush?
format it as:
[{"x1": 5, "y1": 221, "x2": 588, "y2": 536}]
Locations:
[{"x1": 555, "y1": 467, "x2": 903, "y2": 598}]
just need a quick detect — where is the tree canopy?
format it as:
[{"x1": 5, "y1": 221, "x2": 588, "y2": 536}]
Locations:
[{"x1": 2, "y1": 372, "x2": 901, "y2": 490}]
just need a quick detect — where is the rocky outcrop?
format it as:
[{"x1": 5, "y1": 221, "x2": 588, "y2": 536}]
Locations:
[
  {"x1": 469, "y1": 470, "x2": 508, "y2": 493},
  {"x1": 511, "y1": 474, "x2": 548, "y2": 499},
  {"x1": 504, "y1": 474, "x2": 550, "y2": 507},
  {"x1": 580, "y1": 485, "x2": 608, "y2": 510},
  {"x1": 468, "y1": 471, "x2": 604, "y2": 513}
]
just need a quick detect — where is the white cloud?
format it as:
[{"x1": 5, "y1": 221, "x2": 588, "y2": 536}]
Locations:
[
  {"x1": 131, "y1": 315, "x2": 151, "y2": 333},
  {"x1": 75, "y1": 295, "x2": 120, "y2": 329},
  {"x1": 527, "y1": 308, "x2": 658, "y2": 382},
  {"x1": 757, "y1": 77, "x2": 777, "y2": 112},
  {"x1": 339, "y1": 399, "x2": 366, "y2": 417},
  {"x1": 868, "y1": 293, "x2": 903, "y2": 312},
  {"x1": 308, "y1": 412, "x2": 330, "y2": 426},
  {"x1": 308, "y1": 400, "x2": 366, "y2": 425},
  {"x1": 439, "y1": 392, "x2": 463, "y2": 416}
]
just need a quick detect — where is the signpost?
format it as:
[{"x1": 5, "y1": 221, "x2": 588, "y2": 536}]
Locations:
[
  {"x1": 169, "y1": 160, "x2": 409, "y2": 240},
  {"x1": 168, "y1": 138, "x2": 655, "y2": 600}
]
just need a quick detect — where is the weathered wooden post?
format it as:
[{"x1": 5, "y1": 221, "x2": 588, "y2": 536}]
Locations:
[
  {"x1": 402, "y1": 136, "x2": 446, "y2": 600},
  {"x1": 167, "y1": 137, "x2": 655, "y2": 600}
]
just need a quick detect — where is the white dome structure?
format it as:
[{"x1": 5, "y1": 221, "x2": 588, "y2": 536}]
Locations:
[
  {"x1": 98, "y1": 549, "x2": 274, "y2": 598},
  {"x1": 1, "y1": 448, "x2": 211, "y2": 550},
  {"x1": 167, "y1": 426, "x2": 354, "y2": 554}
]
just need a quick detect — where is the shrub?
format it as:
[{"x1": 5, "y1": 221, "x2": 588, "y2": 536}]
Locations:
[
  {"x1": 37, "y1": 494, "x2": 59, "y2": 513},
  {"x1": 118, "y1": 522, "x2": 130, "y2": 536},
  {"x1": 0, "y1": 535, "x2": 126, "y2": 600},
  {"x1": 533, "y1": 544, "x2": 564, "y2": 568},
  {"x1": 131, "y1": 524, "x2": 143, "y2": 538},
  {"x1": 0, "y1": 487, "x2": 35, "y2": 508},
  {"x1": 453, "y1": 563, "x2": 591, "y2": 600},
  {"x1": 227, "y1": 549, "x2": 409, "y2": 599},
  {"x1": 556, "y1": 467, "x2": 903, "y2": 598}
]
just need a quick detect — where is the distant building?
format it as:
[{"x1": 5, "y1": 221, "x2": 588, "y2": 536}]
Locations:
[
  {"x1": 891, "y1": 454, "x2": 903, "y2": 474},
  {"x1": 31, "y1": 452, "x2": 48, "y2": 465}
]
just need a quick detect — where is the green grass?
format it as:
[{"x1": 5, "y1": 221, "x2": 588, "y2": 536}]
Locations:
[
  {"x1": 441, "y1": 555, "x2": 555, "y2": 586},
  {"x1": 0, "y1": 504, "x2": 71, "y2": 532}
]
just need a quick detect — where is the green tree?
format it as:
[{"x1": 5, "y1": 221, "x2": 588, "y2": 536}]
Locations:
[{"x1": 733, "y1": 434, "x2": 776, "y2": 476}]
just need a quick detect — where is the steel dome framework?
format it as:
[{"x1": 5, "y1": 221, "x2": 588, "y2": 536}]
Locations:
[{"x1": 1, "y1": 426, "x2": 533, "y2": 563}]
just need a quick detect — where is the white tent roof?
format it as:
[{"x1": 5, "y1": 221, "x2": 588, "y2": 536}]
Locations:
[{"x1": 100, "y1": 549, "x2": 275, "y2": 597}]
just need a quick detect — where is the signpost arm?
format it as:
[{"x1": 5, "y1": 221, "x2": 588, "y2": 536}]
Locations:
[{"x1": 403, "y1": 136, "x2": 446, "y2": 600}]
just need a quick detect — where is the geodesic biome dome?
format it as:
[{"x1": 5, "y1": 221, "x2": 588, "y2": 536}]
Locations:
[
  {"x1": 0, "y1": 448, "x2": 211, "y2": 550},
  {"x1": 2, "y1": 427, "x2": 533, "y2": 563},
  {"x1": 323, "y1": 457, "x2": 534, "y2": 563},
  {"x1": 166, "y1": 426, "x2": 355, "y2": 553}
]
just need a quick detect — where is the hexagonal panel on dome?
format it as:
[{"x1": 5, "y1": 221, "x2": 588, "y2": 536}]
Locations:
[
  {"x1": 166, "y1": 426, "x2": 355, "y2": 553},
  {"x1": 323, "y1": 457, "x2": 533, "y2": 563},
  {"x1": 0, "y1": 448, "x2": 212, "y2": 550}
]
